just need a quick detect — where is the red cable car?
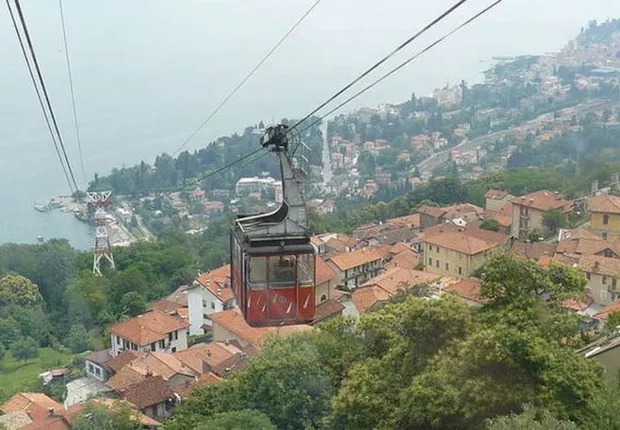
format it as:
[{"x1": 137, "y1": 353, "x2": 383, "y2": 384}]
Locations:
[{"x1": 231, "y1": 124, "x2": 316, "y2": 327}]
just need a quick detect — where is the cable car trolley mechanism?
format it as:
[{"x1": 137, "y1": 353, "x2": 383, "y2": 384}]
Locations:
[{"x1": 231, "y1": 124, "x2": 316, "y2": 327}]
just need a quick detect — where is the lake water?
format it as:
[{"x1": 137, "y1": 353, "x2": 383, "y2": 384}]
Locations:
[{"x1": 0, "y1": 0, "x2": 618, "y2": 248}]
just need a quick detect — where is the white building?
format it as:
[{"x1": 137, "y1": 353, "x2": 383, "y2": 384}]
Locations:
[
  {"x1": 235, "y1": 176, "x2": 277, "y2": 195},
  {"x1": 187, "y1": 265, "x2": 236, "y2": 335},
  {"x1": 108, "y1": 310, "x2": 189, "y2": 356}
]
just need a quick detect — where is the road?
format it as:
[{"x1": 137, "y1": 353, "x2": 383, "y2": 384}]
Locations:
[{"x1": 416, "y1": 99, "x2": 611, "y2": 178}]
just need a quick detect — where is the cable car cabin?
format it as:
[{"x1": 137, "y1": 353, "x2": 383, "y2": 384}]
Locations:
[{"x1": 231, "y1": 124, "x2": 316, "y2": 327}]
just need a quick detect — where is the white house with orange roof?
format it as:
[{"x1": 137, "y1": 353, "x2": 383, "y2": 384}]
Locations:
[
  {"x1": 326, "y1": 247, "x2": 385, "y2": 289},
  {"x1": 187, "y1": 264, "x2": 235, "y2": 335},
  {"x1": 511, "y1": 190, "x2": 573, "y2": 239},
  {"x1": 108, "y1": 310, "x2": 189, "y2": 356}
]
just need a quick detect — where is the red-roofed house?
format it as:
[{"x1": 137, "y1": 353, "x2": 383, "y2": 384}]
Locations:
[
  {"x1": 188, "y1": 264, "x2": 235, "y2": 335},
  {"x1": 443, "y1": 278, "x2": 488, "y2": 306},
  {"x1": 511, "y1": 190, "x2": 573, "y2": 239},
  {"x1": 109, "y1": 310, "x2": 190, "y2": 356},
  {"x1": 327, "y1": 247, "x2": 385, "y2": 289}
]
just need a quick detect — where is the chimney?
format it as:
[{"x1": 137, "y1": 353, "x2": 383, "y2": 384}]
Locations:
[
  {"x1": 48, "y1": 408, "x2": 55, "y2": 417},
  {"x1": 206, "y1": 349, "x2": 211, "y2": 358}
]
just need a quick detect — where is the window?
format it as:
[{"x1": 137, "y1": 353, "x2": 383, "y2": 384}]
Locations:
[
  {"x1": 445, "y1": 262, "x2": 449, "y2": 270},
  {"x1": 603, "y1": 276, "x2": 608, "y2": 285},
  {"x1": 95, "y1": 367, "x2": 101, "y2": 377},
  {"x1": 131, "y1": 343, "x2": 138, "y2": 351},
  {"x1": 211, "y1": 302, "x2": 215, "y2": 310},
  {"x1": 150, "y1": 342, "x2": 156, "y2": 351},
  {"x1": 603, "y1": 214, "x2": 610, "y2": 225},
  {"x1": 613, "y1": 278, "x2": 618, "y2": 289},
  {"x1": 202, "y1": 300, "x2": 207, "y2": 308},
  {"x1": 171, "y1": 347, "x2": 177, "y2": 353},
  {"x1": 320, "y1": 294, "x2": 327, "y2": 302},
  {"x1": 159, "y1": 340, "x2": 165, "y2": 349},
  {"x1": 458, "y1": 266, "x2": 462, "y2": 275},
  {"x1": 435, "y1": 260, "x2": 439, "y2": 268},
  {"x1": 603, "y1": 232, "x2": 609, "y2": 240},
  {"x1": 116, "y1": 336, "x2": 121, "y2": 345},
  {"x1": 428, "y1": 258, "x2": 433, "y2": 265},
  {"x1": 168, "y1": 333, "x2": 173, "y2": 341},
  {"x1": 88, "y1": 363, "x2": 94, "y2": 373},
  {"x1": 174, "y1": 331, "x2": 178, "y2": 340}
]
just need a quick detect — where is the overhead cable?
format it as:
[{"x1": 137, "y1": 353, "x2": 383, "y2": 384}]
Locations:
[
  {"x1": 295, "y1": 0, "x2": 505, "y2": 136},
  {"x1": 173, "y1": 0, "x2": 323, "y2": 156},
  {"x1": 288, "y1": 0, "x2": 470, "y2": 133}
]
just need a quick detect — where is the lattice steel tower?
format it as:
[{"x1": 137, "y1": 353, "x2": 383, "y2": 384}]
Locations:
[{"x1": 86, "y1": 191, "x2": 116, "y2": 276}]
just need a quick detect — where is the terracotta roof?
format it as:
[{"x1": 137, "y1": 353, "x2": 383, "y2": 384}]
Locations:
[
  {"x1": 129, "y1": 352, "x2": 197, "y2": 380},
  {"x1": 195, "y1": 264, "x2": 234, "y2": 303},
  {"x1": 485, "y1": 201, "x2": 513, "y2": 227},
  {"x1": 386, "y1": 213, "x2": 421, "y2": 229},
  {"x1": 558, "y1": 228, "x2": 603, "y2": 241},
  {"x1": 443, "y1": 278, "x2": 487, "y2": 304},
  {"x1": 365, "y1": 228, "x2": 417, "y2": 246},
  {"x1": 107, "y1": 365, "x2": 147, "y2": 392},
  {"x1": 352, "y1": 286, "x2": 392, "y2": 313},
  {"x1": 0, "y1": 411, "x2": 33, "y2": 429},
  {"x1": 175, "y1": 372, "x2": 223, "y2": 397},
  {"x1": 417, "y1": 205, "x2": 446, "y2": 218},
  {"x1": 120, "y1": 375, "x2": 174, "y2": 409},
  {"x1": 312, "y1": 299, "x2": 344, "y2": 324},
  {"x1": 151, "y1": 299, "x2": 186, "y2": 314},
  {"x1": 441, "y1": 203, "x2": 485, "y2": 220},
  {"x1": 362, "y1": 267, "x2": 440, "y2": 294},
  {"x1": 18, "y1": 416, "x2": 69, "y2": 430},
  {"x1": 107, "y1": 350, "x2": 139, "y2": 373},
  {"x1": 210, "y1": 352, "x2": 250, "y2": 376},
  {"x1": 328, "y1": 247, "x2": 384, "y2": 271},
  {"x1": 390, "y1": 242, "x2": 414, "y2": 255},
  {"x1": 167, "y1": 284, "x2": 190, "y2": 306},
  {"x1": 316, "y1": 257, "x2": 337, "y2": 286},
  {"x1": 423, "y1": 227, "x2": 508, "y2": 255},
  {"x1": 588, "y1": 194, "x2": 620, "y2": 214},
  {"x1": 208, "y1": 309, "x2": 312, "y2": 347},
  {"x1": 511, "y1": 242, "x2": 557, "y2": 261},
  {"x1": 173, "y1": 342, "x2": 242, "y2": 374},
  {"x1": 557, "y1": 238, "x2": 620, "y2": 257},
  {"x1": 485, "y1": 189, "x2": 509, "y2": 200},
  {"x1": 579, "y1": 255, "x2": 620, "y2": 278},
  {"x1": 387, "y1": 249, "x2": 419, "y2": 270},
  {"x1": 85, "y1": 349, "x2": 113, "y2": 368},
  {"x1": 563, "y1": 295, "x2": 593, "y2": 312},
  {"x1": 109, "y1": 310, "x2": 189, "y2": 346},
  {"x1": 0, "y1": 393, "x2": 61, "y2": 415},
  {"x1": 511, "y1": 190, "x2": 572, "y2": 212},
  {"x1": 312, "y1": 233, "x2": 357, "y2": 252},
  {"x1": 595, "y1": 300, "x2": 620, "y2": 319}
]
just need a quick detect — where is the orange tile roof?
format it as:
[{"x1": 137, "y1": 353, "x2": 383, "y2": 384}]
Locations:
[
  {"x1": 578, "y1": 255, "x2": 620, "y2": 278},
  {"x1": 511, "y1": 190, "x2": 572, "y2": 212},
  {"x1": 107, "y1": 365, "x2": 147, "y2": 392},
  {"x1": 195, "y1": 264, "x2": 234, "y2": 303},
  {"x1": 485, "y1": 201, "x2": 513, "y2": 227},
  {"x1": 173, "y1": 342, "x2": 242, "y2": 374},
  {"x1": 441, "y1": 203, "x2": 484, "y2": 220},
  {"x1": 109, "y1": 310, "x2": 189, "y2": 346},
  {"x1": 423, "y1": 227, "x2": 508, "y2": 255},
  {"x1": 0, "y1": 393, "x2": 61, "y2": 415},
  {"x1": 328, "y1": 247, "x2": 384, "y2": 271},
  {"x1": 485, "y1": 189, "x2": 509, "y2": 200},
  {"x1": 362, "y1": 267, "x2": 440, "y2": 294},
  {"x1": 174, "y1": 372, "x2": 223, "y2": 397},
  {"x1": 151, "y1": 299, "x2": 185, "y2": 314},
  {"x1": 107, "y1": 350, "x2": 139, "y2": 373},
  {"x1": 557, "y1": 238, "x2": 620, "y2": 256},
  {"x1": 595, "y1": 300, "x2": 620, "y2": 320},
  {"x1": 387, "y1": 250, "x2": 419, "y2": 270},
  {"x1": 129, "y1": 352, "x2": 197, "y2": 380},
  {"x1": 208, "y1": 309, "x2": 312, "y2": 347},
  {"x1": 443, "y1": 278, "x2": 487, "y2": 304},
  {"x1": 121, "y1": 375, "x2": 174, "y2": 409},
  {"x1": 386, "y1": 213, "x2": 421, "y2": 229},
  {"x1": 390, "y1": 242, "x2": 414, "y2": 255},
  {"x1": 312, "y1": 299, "x2": 344, "y2": 324},
  {"x1": 315, "y1": 257, "x2": 337, "y2": 286},
  {"x1": 351, "y1": 286, "x2": 392, "y2": 314},
  {"x1": 563, "y1": 295, "x2": 593, "y2": 312},
  {"x1": 417, "y1": 205, "x2": 447, "y2": 218},
  {"x1": 511, "y1": 242, "x2": 557, "y2": 261},
  {"x1": 588, "y1": 194, "x2": 620, "y2": 214},
  {"x1": 558, "y1": 228, "x2": 603, "y2": 241}
]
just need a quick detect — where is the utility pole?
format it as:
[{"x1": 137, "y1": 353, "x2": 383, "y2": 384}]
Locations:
[{"x1": 86, "y1": 191, "x2": 115, "y2": 276}]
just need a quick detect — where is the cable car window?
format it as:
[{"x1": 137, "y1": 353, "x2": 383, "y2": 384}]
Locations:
[
  {"x1": 249, "y1": 256, "x2": 268, "y2": 287},
  {"x1": 269, "y1": 255, "x2": 296, "y2": 286},
  {"x1": 297, "y1": 254, "x2": 314, "y2": 285}
]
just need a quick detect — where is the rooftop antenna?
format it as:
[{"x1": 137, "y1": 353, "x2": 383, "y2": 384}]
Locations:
[{"x1": 87, "y1": 191, "x2": 116, "y2": 276}]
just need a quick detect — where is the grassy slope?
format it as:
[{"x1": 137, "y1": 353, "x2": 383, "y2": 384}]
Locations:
[{"x1": 0, "y1": 348, "x2": 75, "y2": 400}]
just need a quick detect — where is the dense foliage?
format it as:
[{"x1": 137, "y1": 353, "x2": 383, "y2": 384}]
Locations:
[{"x1": 165, "y1": 255, "x2": 606, "y2": 430}]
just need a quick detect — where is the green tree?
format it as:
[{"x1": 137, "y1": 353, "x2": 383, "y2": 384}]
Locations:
[
  {"x1": 486, "y1": 405, "x2": 577, "y2": 430},
  {"x1": 480, "y1": 218, "x2": 501, "y2": 231},
  {"x1": 10, "y1": 337, "x2": 39, "y2": 362},
  {"x1": 606, "y1": 311, "x2": 620, "y2": 331},
  {"x1": 66, "y1": 324, "x2": 91, "y2": 353},
  {"x1": 119, "y1": 292, "x2": 147, "y2": 317},
  {"x1": 543, "y1": 209, "x2": 568, "y2": 233},
  {"x1": 73, "y1": 403, "x2": 141, "y2": 430},
  {"x1": 195, "y1": 410, "x2": 276, "y2": 430},
  {"x1": 0, "y1": 275, "x2": 42, "y2": 306}
]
